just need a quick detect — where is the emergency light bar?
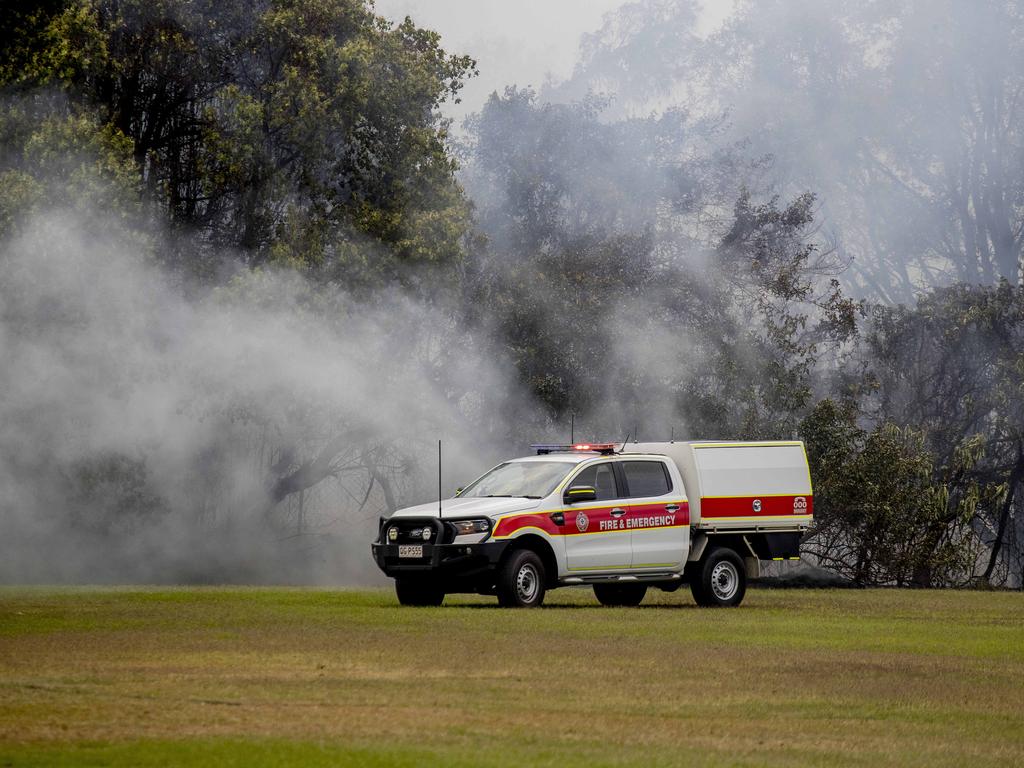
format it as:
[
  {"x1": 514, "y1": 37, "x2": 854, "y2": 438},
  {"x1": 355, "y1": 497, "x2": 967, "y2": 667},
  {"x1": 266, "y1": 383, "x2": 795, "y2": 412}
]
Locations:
[{"x1": 531, "y1": 443, "x2": 618, "y2": 455}]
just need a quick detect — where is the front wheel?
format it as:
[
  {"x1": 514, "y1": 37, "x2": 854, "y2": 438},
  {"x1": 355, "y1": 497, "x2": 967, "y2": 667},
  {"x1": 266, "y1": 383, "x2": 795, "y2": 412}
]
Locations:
[
  {"x1": 593, "y1": 583, "x2": 647, "y2": 606},
  {"x1": 690, "y1": 547, "x2": 746, "y2": 607},
  {"x1": 496, "y1": 549, "x2": 546, "y2": 607},
  {"x1": 395, "y1": 578, "x2": 445, "y2": 607}
]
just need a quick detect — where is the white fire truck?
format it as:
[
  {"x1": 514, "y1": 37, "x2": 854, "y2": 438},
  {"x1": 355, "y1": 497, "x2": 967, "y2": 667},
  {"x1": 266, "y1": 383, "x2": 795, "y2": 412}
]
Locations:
[{"x1": 371, "y1": 441, "x2": 813, "y2": 608}]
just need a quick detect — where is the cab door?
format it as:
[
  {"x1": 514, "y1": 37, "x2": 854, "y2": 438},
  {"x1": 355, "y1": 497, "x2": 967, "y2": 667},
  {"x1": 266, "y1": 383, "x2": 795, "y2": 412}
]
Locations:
[
  {"x1": 561, "y1": 461, "x2": 632, "y2": 572},
  {"x1": 620, "y1": 459, "x2": 688, "y2": 570}
]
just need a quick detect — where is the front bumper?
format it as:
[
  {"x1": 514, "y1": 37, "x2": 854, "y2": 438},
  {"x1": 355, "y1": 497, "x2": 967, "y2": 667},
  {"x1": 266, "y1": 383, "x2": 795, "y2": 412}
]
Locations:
[{"x1": 371, "y1": 540, "x2": 510, "y2": 589}]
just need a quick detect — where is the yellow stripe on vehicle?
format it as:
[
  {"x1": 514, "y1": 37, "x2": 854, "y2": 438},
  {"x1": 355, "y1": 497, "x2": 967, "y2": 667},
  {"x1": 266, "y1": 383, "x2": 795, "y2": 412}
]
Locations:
[
  {"x1": 490, "y1": 525, "x2": 553, "y2": 540},
  {"x1": 698, "y1": 514, "x2": 813, "y2": 523},
  {"x1": 800, "y1": 442, "x2": 814, "y2": 493},
  {"x1": 692, "y1": 441, "x2": 805, "y2": 449},
  {"x1": 702, "y1": 493, "x2": 810, "y2": 499}
]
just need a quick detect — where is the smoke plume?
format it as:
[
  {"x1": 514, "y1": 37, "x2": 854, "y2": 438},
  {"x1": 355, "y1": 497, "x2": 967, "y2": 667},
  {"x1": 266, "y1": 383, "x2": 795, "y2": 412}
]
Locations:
[{"x1": 0, "y1": 210, "x2": 530, "y2": 583}]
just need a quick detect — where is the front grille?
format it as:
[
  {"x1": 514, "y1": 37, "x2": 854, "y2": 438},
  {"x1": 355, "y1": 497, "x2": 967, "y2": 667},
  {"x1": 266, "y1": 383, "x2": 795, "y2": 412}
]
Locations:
[{"x1": 382, "y1": 517, "x2": 449, "y2": 545}]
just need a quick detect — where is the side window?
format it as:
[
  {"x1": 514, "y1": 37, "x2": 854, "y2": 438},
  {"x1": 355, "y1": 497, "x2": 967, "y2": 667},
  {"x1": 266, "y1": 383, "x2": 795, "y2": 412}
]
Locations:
[
  {"x1": 571, "y1": 463, "x2": 619, "y2": 501},
  {"x1": 622, "y1": 461, "x2": 671, "y2": 498}
]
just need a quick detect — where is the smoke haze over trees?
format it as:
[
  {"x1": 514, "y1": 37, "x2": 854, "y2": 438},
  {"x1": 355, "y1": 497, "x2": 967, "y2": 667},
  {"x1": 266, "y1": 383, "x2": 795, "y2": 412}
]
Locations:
[
  {"x1": 1, "y1": 0, "x2": 1023, "y2": 587},
  {"x1": 555, "y1": 0, "x2": 1024, "y2": 299}
]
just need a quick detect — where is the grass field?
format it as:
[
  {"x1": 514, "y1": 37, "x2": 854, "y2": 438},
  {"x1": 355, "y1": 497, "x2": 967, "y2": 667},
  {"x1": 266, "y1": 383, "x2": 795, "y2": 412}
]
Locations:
[{"x1": 1, "y1": 587, "x2": 1022, "y2": 767}]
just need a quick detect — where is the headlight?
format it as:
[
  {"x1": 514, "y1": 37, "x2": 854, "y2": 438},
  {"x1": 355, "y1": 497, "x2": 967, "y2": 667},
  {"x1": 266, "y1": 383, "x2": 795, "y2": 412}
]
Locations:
[
  {"x1": 387, "y1": 526, "x2": 398, "y2": 542},
  {"x1": 452, "y1": 519, "x2": 491, "y2": 536}
]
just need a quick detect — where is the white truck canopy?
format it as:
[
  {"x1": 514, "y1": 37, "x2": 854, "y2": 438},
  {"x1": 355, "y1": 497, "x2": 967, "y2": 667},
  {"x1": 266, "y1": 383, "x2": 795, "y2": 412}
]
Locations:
[{"x1": 621, "y1": 441, "x2": 813, "y2": 531}]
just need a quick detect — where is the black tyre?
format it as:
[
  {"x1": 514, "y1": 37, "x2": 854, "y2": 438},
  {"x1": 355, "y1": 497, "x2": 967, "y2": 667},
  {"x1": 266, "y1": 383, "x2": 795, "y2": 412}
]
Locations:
[
  {"x1": 684, "y1": 561, "x2": 706, "y2": 603},
  {"x1": 496, "y1": 549, "x2": 546, "y2": 607},
  {"x1": 593, "y1": 583, "x2": 648, "y2": 606},
  {"x1": 690, "y1": 547, "x2": 746, "y2": 607},
  {"x1": 395, "y1": 578, "x2": 445, "y2": 607}
]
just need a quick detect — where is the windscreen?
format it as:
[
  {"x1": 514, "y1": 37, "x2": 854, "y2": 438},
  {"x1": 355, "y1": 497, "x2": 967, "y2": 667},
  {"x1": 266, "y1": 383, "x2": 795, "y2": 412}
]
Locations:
[{"x1": 459, "y1": 461, "x2": 576, "y2": 499}]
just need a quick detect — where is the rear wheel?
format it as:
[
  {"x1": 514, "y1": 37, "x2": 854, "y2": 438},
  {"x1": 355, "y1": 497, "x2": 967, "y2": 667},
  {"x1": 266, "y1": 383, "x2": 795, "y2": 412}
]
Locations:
[
  {"x1": 395, "y1": 578, "x2": 445, "y2": 607},
  {"x1": 690, "y1": 547, "x2": 746, "y2": 607},
  {"x1": 496, "y1": 549, "x2": 546, "y2": 607},
  {"x1": 593, "y1": 583, "x2": 648, "y2": 606}
]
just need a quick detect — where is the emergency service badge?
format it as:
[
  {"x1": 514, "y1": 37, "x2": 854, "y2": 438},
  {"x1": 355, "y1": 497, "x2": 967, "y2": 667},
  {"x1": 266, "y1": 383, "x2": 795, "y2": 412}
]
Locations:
[
  {"x1": 576, "y1": 511, "x2": 589, "y2": 533},
  {"x1": 793, "y1": 496, "x2": 807, "y2": 513},
  {"x1": 752, "y1": 499, "x2": 762, "y2": 513}
]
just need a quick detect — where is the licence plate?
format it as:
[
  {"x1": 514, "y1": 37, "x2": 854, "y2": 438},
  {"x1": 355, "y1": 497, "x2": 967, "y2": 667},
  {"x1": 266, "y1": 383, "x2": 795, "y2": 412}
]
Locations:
[{"x1": 398, "y1": 545, "x2": 423, "y2": 558}]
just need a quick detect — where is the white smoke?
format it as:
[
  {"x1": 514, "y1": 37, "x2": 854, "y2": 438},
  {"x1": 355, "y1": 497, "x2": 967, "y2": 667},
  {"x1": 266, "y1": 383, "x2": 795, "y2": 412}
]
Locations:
[{"x1": 0, "y1": 210, "x2": 533, "y2": 583}]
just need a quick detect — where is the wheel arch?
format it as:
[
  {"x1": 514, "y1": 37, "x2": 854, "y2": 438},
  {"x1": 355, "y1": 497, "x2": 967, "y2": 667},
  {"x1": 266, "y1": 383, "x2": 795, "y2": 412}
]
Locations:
[
  {"x1": 703, "y1": 533, "x2": 749, "y2": 554},
  {"x1": 500, "y1": 533, "x2": 559, "y2": 587},
  {"x1": 698, "y1": 533, "x2": 759, "y2": 579}
]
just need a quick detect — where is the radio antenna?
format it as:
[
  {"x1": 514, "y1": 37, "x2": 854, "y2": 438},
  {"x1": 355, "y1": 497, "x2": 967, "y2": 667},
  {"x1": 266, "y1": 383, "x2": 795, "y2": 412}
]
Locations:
[
  {"x1": 438, "y1": 439, "x2": 442, "y2": 517},
  {"x1": 570, "y1": 412, "x2": 574, "y2": 444},
  {"x1": 670, "y1": 426, "x2": 675, "y2": 443}
]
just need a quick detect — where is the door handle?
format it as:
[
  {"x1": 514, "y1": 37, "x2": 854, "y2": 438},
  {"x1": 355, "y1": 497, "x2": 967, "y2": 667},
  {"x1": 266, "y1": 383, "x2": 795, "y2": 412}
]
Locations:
[
  {"x1": 665, "y1": 504, "x2": 680, "y2": 512},
  {"x1": 610, "y1": 507, "x2": 626, "y2": 517}
]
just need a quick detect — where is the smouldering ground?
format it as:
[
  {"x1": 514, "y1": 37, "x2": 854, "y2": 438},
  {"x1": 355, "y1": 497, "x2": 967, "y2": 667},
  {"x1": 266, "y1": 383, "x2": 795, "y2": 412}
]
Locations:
[{"x1": 0, "y1": 587, "x2": 1022, "y2": 767}]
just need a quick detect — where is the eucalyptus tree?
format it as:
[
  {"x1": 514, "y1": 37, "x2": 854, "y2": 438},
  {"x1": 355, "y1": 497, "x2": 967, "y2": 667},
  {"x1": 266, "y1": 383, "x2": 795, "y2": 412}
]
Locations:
[{"x1": 1, "y1": 0, "x2": 476, "y2": 286}]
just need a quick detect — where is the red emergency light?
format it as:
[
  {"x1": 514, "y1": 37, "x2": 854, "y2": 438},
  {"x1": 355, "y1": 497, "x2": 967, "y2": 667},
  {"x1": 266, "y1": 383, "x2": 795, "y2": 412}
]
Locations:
[{"x1": 531, "y1": 443, "x2": 618, "y2": 455}]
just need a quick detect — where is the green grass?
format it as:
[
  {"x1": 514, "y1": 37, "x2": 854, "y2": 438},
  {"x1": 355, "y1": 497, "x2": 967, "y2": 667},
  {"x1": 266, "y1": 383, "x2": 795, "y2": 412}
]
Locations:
[{"x1": 1, "y1": 587, "x2": 1022, "y2": 767}]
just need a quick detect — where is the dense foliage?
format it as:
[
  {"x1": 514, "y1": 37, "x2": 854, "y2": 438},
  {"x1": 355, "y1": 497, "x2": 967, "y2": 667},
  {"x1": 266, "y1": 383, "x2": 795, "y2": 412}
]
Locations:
[{"x1": 2, "y1": 0, "x2": 474, "y2": 284}]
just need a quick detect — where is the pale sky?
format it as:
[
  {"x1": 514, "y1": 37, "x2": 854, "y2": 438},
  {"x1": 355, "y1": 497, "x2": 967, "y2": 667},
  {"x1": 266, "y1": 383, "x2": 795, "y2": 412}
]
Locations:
[{"x1": 373, "y1": 0, "x2": 735, "y2": 125}]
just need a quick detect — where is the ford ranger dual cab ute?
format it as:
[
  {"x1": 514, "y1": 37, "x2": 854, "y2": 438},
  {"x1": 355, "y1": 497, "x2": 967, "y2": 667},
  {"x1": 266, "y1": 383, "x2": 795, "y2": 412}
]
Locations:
[{"x1": 371, "y1": 441, "x2": 813, "y2": 608}]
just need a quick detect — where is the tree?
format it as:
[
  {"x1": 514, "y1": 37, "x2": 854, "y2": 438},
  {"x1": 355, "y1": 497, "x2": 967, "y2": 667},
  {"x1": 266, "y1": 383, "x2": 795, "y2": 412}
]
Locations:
[
  {"x1": 693, "y1": 190, "x2": 858, "y2": 438},
  {"x1": 464, "y1": 89, "x2": 857, "y2": 440},
  {"x1": 0, "y1": 1, "x2": 487, "y2": 582},
  {"x1": 0, "y1": 97, "x2": 144, "y2": 241},
  {"x1": 556, "y1": 0, "x2": 1024, "y2": 300},
  {"x1": 462, "y1": 89, "x2": 669, "y2": 423},
  {"x1": 1, "y1": 0, "x2": 476, "y2": 285},
  {"x1": 801, "y1": 400, "x2": 998, "y2": 586},
  {"x1": 848, "y1": 281, "x2": 1024, "y2": 584}
]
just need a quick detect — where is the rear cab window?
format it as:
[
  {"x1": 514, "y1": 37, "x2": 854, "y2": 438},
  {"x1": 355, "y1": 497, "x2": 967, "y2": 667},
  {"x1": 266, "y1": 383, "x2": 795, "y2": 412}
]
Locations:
[{"x1": 620, "y1": 460, "x2": 672, "y2": 498}]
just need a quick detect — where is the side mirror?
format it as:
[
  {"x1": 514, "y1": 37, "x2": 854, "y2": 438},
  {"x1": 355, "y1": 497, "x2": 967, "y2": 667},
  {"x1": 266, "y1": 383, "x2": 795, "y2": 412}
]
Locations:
[
  {"x1": 454, "y1": 487, "x2": 464, "y2": 497},
  {"x1": 564, "y1": 485, "x2": 597, "y2": 504}
]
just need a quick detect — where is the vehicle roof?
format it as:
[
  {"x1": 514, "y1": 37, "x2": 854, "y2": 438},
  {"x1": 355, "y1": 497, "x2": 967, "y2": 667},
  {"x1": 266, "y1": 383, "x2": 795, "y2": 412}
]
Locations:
[{"x1": 507, "y1": 452, "x2": 668, "y2": 465}]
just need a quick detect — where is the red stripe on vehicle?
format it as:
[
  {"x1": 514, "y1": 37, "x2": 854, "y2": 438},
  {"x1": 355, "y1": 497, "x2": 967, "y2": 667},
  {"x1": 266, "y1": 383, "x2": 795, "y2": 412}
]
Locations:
[
  {"x1": 629, "y1": 501, "x2": 690, "y2": 527},
  {"x1": 492, "y1": 513, "x2": 561, "y2": 538},
  {"x1": 493, "y1": 501, "x2": 689, "y2": 538},
  {"x1": 700, "y1": 495, "x2": 813, "y2": 518}
]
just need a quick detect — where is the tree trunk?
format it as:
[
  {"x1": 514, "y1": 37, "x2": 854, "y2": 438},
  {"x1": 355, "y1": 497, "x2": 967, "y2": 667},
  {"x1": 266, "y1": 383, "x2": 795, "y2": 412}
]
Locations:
[
  {"x1": 983, "y1": 449, "x2": 1024, "y2": 582},
  {"x1": 269, "y1": 434, "x2": 350, "y2": 505}
]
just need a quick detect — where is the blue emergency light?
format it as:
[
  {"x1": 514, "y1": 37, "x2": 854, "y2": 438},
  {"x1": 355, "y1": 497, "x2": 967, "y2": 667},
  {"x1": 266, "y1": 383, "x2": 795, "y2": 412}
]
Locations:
[{"x1": 531, "y1": 443, "x2": 618, "y2": 455}]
